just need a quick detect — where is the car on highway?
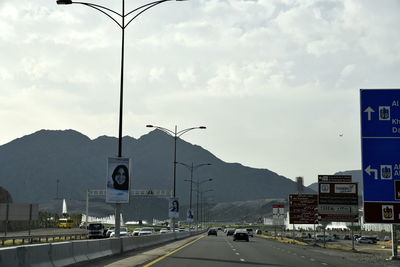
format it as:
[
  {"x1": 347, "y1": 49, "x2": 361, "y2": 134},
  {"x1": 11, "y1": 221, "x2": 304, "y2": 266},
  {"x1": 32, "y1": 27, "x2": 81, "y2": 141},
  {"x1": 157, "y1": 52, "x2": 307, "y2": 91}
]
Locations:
[
  {"x1": 356, "y1": 236, "x2": 378, "y2": 244},
  {"x1": 246, "y1": 228, "x2": 254, "y2": 237},
  {"x1": 87, "y1": 223, "x2": 105, "y2": 239},
  {"x1": 226, "y1": 228, "x2": 235, "y2": 236},
  {"x1": 110, "y1": 227, "x2": 131, "y2": 237},
  {"x1": 315, "y1": 233, "x2": 333, "y2": 241},
  {"x1": 159, "y1": 228, "x2": 169, "y2": 234},
  {"x1": 138, "y1": 227, "x2": 155, "y2": 236},
  {"x1": 233, "y1": 229, "x2": 249, "y2": 242},
  {"x1": 105, "y1": 226, "x2": 115, "y2": 237},
  {"x1": 132, "y1": 228, "x2": 142, "y2": 236},
  {"x1": 255, "y1": 229, "x2": 262, "y2": 235},
  {"x1": 208, "y1": 228, "x2": 217, "y2": 236}
]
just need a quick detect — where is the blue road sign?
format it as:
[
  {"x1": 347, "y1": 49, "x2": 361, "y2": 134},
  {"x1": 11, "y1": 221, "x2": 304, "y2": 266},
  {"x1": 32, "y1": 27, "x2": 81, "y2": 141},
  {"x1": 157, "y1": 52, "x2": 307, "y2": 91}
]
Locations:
[
  {"x1": 362, "y1": 138, "x2": 400, "y2": 202},
  {"x1": 361, "y1": 89, "x2": 400, "y2": 137},
  {"x1": 361, "y1": 89, "x2": 400, "y2": 223}
]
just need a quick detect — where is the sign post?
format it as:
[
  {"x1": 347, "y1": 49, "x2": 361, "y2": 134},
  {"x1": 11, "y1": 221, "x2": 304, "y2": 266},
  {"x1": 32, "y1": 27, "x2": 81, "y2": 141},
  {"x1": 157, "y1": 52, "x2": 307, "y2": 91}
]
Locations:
[
  {"x1": 361, "y1": 89, "x2": 400, "y2": 259},
  {"x1": 272, "y1": 204, "x2": 285, "y2": 238}
]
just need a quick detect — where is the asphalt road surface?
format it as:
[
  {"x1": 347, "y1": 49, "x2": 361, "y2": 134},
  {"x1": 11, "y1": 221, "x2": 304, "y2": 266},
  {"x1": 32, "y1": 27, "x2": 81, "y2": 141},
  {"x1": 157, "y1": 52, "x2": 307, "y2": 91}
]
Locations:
[{"x1": 73, "y1": 232, "x2": 399, "y2": 267}]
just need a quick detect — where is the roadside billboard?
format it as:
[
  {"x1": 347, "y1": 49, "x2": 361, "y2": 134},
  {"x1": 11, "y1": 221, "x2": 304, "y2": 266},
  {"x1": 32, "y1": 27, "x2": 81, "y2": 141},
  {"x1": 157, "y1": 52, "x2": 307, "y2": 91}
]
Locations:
[
  {"x1": 318, "y1": 175, "x2": 358, "y2": 222},
  {"x1": 0, "y1": 203, "x2": 39, "y2": 221},
  {"x1": 289, "y1": 194, "x2": 317, "y2": 224}
]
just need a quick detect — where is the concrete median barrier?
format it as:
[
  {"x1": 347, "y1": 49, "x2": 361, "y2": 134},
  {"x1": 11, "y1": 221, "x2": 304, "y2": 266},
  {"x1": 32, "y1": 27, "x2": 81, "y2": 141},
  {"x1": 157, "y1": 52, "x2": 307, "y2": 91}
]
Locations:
[
  {"x1": 0, "y1": 247, "x2": 19, "y2": 267},
  {"x1": 98, "y1": 238, "x2": 113, "y2": 257},
  {"x1": 51, "y1": 242, "x2": 75, "y2": 267},
  {"x1": 86, "y1": 239, "x2": 103, "y2": 260},
  {"x1": 109, "y1": 238, "x2": 122, "y2": 255},
  {"x1": 0, "y1": 230, "x2": 205, "y2": 266},
  {"x1": 72, "y1": 240, "x2": 89, "y2": 263},
  {"x1": 122, "y1": 236, "x2": 140, "y2": 252},
  {"x1": 24, "y1": 243, "x2": 53, "y2": 267}
]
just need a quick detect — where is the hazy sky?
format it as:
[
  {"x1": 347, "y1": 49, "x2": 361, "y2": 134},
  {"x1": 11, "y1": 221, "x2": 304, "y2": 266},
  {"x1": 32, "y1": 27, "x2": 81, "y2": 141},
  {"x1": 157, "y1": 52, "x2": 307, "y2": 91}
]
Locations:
[{"x1": 1, "y1": 0, "x2": 399, "y2": 186}]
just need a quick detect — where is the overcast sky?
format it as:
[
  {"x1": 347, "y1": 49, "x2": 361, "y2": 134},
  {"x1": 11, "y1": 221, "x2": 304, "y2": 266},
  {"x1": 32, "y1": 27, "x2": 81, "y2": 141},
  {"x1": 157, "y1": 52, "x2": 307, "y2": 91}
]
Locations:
[{"x1": 1, "y1": 0, "x2": 399, "y2": 186}]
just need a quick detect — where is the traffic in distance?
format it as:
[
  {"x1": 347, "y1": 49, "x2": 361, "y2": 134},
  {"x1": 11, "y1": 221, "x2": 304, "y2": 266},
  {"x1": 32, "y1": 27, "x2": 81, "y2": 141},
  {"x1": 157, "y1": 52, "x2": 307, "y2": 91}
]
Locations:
[
  {"x1": 81, "y1": 222, "x2": 191, "y2": 239},
  {"x1": 73, "y1": 221, "x2": 391, "y2": 248},
  {"x1": 77, "y1": 227, "x2": 391, "y2": 267}
]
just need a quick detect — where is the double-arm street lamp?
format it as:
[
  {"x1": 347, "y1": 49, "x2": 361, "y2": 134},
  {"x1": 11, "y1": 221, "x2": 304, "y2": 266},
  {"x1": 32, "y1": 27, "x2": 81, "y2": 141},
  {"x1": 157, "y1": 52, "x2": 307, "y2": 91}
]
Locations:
[
  {"x1": 179, "y1": 162, "x2": 211, "y2": 224},
  {"x1": 146, "y1": 125, "x2": 206, "y2": 198},
  {"x1": 57, "y1": 0, "x2": 185, "y2": 238}
]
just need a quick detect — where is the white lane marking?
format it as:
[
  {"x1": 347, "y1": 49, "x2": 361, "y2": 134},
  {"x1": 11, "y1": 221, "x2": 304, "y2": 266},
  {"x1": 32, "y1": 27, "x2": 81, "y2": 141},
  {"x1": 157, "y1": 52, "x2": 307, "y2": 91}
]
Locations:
[
  {"x1": 301, "y1": 256, "x2": 305, "y2": 258},
  {"x1": 232, "y1": 249, "x2": 236, "y2": 251},
  {"x1": 310, "y1": 258, "x2": 315, "y2": 262},
  {"x1": 235, "y1": 253, "x2": 240, "y2": 255},
  {"x1": 240, "y1": 259, "x2": 245, "y2": 262},
  {"x1": 321, "y1": 263, "x2": 328, "y2": 266}
]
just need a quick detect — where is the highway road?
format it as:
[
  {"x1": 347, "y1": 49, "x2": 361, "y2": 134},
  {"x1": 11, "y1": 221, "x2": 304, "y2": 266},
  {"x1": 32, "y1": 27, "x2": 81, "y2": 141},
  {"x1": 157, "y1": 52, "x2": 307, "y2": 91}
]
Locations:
[{"x1": 72, "y1": 231, "x2": 398, "y2": 267}]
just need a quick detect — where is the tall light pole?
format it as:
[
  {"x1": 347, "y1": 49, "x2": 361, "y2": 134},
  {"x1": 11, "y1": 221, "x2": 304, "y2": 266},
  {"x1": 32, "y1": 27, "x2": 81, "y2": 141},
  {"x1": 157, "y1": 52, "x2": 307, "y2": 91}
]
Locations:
[
  {"x1": 200, "y1": 189, "x2": 213, "y2": 228},
  {"x1": 146, "y1": 125, "x2": 206, "y2": 231},
  {"x1": 57, "y1": 0, "x2": 185, "y2": 238},
  {"x1": 180, "y1": 162, "x2": 211, "y2": 227},
  {"x1": 192, "y1": 178, "x2": 213, "y2": 228}
]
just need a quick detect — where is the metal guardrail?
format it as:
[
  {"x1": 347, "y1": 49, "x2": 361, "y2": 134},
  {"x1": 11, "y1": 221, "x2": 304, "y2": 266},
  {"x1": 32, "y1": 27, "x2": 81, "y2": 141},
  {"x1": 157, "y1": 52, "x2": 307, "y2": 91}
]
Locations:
[{"x1": 0, "y1": 233, "x2": 87, "y2": 246}]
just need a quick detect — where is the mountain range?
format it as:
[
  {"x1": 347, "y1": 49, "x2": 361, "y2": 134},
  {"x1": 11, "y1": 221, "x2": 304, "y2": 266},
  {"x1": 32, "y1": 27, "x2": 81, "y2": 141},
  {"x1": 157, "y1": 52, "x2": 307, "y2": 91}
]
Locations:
[{"x1": 0, "y1": 129, "x2": 320, "y2": 221}]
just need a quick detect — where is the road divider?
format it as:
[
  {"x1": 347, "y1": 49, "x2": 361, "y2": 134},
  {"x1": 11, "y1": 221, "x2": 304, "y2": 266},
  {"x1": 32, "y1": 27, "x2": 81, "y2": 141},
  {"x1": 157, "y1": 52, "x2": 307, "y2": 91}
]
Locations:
[{"x1": 0, "y1": 230, "x2": 204, "y2": 267}]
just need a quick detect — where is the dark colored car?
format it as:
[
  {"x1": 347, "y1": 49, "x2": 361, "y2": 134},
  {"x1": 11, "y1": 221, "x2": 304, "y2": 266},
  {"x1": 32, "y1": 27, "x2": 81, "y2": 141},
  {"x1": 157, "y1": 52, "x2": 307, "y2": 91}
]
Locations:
[
  {"x1": 233, "y1": 229, "x2": 249, "y2": 242},
  {"x1": 87, "y1": 223, "x2": 105, "y2": 239},
  {"x1": 226, "y1": 228, "x2": 235, "y2": 236},
  {"x1": 208, "y1": 228, "x2": 217, "y2": 236}
]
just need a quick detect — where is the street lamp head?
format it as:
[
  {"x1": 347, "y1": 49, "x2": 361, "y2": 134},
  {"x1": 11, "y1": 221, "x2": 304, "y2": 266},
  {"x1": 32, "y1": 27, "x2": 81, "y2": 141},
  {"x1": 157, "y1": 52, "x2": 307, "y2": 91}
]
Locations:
[
  {"x1": 56, "y1": 0, "x2": 72, "y2": 4},
  {"x1": 199, "y1": 126, "x2": 206, "y2": 129},
  {"x1": 146, "y1": 125, "x2": 154, "y2": 128}
]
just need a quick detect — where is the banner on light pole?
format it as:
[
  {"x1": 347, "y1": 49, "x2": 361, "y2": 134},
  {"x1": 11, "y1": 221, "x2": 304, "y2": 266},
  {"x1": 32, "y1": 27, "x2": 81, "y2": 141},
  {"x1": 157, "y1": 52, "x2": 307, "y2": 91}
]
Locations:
[{"x1": 106, "y1": 157, "x2": 131, "y2": 203}]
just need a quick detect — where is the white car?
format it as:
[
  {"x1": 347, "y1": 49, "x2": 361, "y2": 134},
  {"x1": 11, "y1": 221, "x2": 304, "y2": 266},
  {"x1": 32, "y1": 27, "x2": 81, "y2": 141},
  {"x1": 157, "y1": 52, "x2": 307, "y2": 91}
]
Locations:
[
  {"x1": 110, "y1": 227, "x2": 130, "y2": 237},
  {"x1": 159, "y1": 228, "x2": 169, "y2": 234},
  {"x1": 132, "y1": 228, "x2": 142, "y2": 236},
  {"x1": 315, "y1": 233, "x2": 333, "y2": 241},
  {"x1": 138, "y1": 227, "x2": 155, "y2": 236},
  {"x1": 105, "y1": 226, "x2": 115, "y2": 237}
]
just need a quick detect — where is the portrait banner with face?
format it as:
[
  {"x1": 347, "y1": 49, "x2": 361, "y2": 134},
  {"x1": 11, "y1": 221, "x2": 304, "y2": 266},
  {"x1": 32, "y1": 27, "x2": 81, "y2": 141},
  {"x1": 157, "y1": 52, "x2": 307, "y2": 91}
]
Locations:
[
  {"x1": 106, "y1": 157, "x2": 131, "y2": 203},
  {"x1": 187, "y1": 209, "x2": 194, "y2": 222},
  {"x1": 169, "y1": 198, "x2": 179, "y2": 218}
]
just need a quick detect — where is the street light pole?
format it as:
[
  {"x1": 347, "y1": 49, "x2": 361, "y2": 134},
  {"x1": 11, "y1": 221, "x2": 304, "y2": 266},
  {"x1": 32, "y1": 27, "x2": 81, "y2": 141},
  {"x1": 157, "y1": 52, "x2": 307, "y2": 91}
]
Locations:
[
  {"x1": 192, "y1": 178, "x2": 213, "y2": 228},
  {"x1": 146, "y1": 125, "x2": 206, "y2": 231},
  {"x1": 180, "y1": 162, "x2": 211, "y2": 227},
  {"x1": 57, "y1": 0, "x2": 184, "y2": 238}
]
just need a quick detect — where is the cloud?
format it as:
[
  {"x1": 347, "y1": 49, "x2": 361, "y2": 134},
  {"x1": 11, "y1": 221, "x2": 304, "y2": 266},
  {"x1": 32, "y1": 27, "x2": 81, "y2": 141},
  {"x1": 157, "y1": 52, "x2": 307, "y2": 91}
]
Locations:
[{"x1": 1, "y1": 0, "x2": 400, "y2": 186}]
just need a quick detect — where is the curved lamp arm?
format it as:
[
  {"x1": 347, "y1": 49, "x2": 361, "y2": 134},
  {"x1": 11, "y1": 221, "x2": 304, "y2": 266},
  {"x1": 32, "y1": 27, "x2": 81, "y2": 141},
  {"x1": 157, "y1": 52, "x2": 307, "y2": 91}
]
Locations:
[
  {"x1": 146, "y1": 125, "x2": 175, "y2": 136},
  {"x1": 177, "y1": 126, "x2": 206, "y2": 137},
  {"x1": 57, "y1": 1, "x2": 123, "y2": 28}
]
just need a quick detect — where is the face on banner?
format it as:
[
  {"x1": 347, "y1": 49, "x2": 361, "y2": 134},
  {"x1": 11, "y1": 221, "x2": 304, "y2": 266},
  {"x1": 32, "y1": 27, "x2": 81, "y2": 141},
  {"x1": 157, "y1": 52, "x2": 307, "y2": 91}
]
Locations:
[
  {"x1": 169, "y1": 198, "x2": 179, "y2": 218},
  {"x1": 187, "y1": 209, "x2": 194, "y2": 222},
  {"x1": 106, "y1": 157, "x2": 131, "y2": 203}
]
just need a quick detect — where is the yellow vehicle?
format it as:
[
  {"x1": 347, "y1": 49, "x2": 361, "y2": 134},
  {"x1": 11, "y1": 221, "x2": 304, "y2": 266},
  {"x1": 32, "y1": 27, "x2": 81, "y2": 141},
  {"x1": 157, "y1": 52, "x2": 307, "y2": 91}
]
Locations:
[{"x1": 58, "y1": 218, "x2": 74, "y2": 228}]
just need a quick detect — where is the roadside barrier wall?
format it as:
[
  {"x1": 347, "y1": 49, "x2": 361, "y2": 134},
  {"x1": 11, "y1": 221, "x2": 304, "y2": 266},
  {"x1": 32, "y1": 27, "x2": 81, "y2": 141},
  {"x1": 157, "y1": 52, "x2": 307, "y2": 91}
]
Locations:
[{"x1": 0, "y1": 230, "x2": 203, "y2": 267}]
